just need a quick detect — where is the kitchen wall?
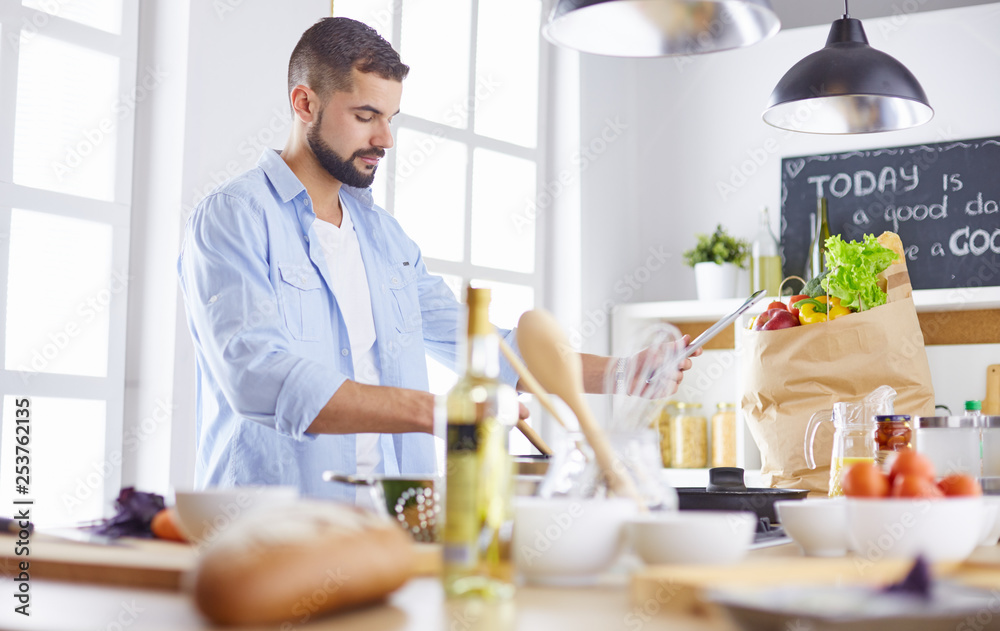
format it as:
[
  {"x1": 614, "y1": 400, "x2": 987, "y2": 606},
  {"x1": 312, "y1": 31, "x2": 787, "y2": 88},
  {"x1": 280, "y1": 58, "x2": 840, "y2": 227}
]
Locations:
[{"x1": 577, "y1": 3, "x2": 1000, "y2": 357}]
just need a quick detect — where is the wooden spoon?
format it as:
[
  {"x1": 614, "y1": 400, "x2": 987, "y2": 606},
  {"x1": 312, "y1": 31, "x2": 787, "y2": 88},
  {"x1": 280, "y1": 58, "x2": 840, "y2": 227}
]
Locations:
[
  {"x1": 498, "y1": 337, "x2": 571, "y2": 433},
  {"x1": 516, "y1": 309, "x2": 645, "y2": 509},
  {"x1": 515, "y1": 419, "x2": 552, "y2": 457}
]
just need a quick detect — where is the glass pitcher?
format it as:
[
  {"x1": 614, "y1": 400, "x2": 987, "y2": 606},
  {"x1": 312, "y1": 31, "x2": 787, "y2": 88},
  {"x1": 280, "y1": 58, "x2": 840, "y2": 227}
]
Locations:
[{"x1": 804, "y1": 386, "x2": 897, "y2": 497}]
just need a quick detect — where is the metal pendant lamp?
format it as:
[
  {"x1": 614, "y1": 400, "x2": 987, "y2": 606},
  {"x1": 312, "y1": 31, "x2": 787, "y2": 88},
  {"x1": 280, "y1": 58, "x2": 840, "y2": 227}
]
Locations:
[
  {"x1": 542, "y1": 0, "x2": 780, "y2": 57},
  {"x1": 762, "y1": 2, "x2": 933, "y2": 134}
]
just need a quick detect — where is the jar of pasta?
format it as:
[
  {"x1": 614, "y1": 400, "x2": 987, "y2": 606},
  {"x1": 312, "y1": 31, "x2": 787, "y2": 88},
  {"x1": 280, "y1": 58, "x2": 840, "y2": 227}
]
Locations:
[
  {"x1": 655, "y1": 401, "x2": 677, "y2": 468},
  {"x1": 671, "y1": 402, "x2": 707, "y2": 468},
  {"x1": 711, "y1": 402, "x2": 738, "y2": 468}
]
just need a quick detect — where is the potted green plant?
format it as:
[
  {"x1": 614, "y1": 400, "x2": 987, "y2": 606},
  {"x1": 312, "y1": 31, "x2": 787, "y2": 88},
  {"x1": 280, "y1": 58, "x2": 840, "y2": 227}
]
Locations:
[{"x1": 683, "y1": 224, "x2": 750, "y2": 300}]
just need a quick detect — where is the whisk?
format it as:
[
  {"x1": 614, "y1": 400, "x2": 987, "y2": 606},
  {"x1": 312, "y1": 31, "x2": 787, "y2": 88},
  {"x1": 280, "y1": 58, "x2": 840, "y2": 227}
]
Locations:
[{"x1": 604, "y1": 322, "x2": 685, "y2": 432}]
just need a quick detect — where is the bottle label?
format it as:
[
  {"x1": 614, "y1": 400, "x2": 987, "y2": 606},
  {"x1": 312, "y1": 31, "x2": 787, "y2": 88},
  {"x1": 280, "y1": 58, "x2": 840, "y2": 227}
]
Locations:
[{"x1": 444, "y1": 423, "x2": 479, "y2": 563}]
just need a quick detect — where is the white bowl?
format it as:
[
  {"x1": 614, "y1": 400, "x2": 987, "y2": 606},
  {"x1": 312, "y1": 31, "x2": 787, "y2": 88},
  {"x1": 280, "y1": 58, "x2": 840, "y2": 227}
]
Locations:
[
  {"x1": 629, "y1": 511, "x2": 757, "y2": 565},
  {"x1": 775, "y1": 498, "x2": 848, "y2": 557},
  {"x1": 978, "y1": 497, "x2": 1000, "y2": 547},
  {"x1": 174, "y1": 486, "x2": 300, "y2": 544},
  {"x1": 845, "y1": 497, "x2": 984, "y2": 562},
  {"x1": 513, "y1": 496, "x2": 638, "y2": 584}
]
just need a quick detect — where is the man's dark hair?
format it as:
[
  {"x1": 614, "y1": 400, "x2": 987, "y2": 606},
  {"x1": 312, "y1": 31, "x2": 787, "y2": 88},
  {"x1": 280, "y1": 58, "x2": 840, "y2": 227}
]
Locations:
[{"x1": 288, "y1": 17, "x2": 408, "y2": 101}]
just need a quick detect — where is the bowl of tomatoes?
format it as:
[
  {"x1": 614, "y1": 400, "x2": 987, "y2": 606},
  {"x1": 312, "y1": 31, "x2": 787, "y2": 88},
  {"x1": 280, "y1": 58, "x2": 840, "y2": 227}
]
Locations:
[{"x1": 841, "y1": 451, "x2": 987, "y2": 562}]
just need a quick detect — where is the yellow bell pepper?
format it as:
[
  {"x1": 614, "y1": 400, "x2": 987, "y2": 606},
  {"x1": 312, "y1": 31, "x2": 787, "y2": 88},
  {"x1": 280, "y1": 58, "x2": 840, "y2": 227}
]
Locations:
[
  {"x1": 826, "y1": 296, "x2": 852, "y2": 320},
  {"x1": 794, "y1": 296, "x2": 852, "y2": 325}
]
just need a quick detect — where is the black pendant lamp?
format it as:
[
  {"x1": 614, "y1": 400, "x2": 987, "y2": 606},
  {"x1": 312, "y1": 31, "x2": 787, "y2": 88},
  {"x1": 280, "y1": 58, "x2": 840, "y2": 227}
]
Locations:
[
  {"x1": 762, "y1": 1, "x2": 933, "y2": 134},
  {"x1": 543, "y1": 0, "x2": 780, "y2": 57}
]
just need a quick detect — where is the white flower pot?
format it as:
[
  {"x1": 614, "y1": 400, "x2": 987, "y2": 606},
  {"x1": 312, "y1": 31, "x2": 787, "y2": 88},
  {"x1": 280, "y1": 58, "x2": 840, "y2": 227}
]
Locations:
[{"x1": 694, "y1": 262, "x2": 740, "y2": 301}]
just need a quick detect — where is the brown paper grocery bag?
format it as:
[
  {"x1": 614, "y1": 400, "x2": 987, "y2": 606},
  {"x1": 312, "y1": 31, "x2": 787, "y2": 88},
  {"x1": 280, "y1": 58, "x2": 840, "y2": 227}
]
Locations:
[{"x1": 739, "y1": 263, "x2": 935, "y2": 493}]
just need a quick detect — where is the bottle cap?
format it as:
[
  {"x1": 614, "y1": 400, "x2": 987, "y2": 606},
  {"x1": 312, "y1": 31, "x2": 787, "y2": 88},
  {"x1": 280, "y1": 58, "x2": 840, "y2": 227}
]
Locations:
[{"x1": 966, "y1": 400, "x2": 982, "y2": 411}]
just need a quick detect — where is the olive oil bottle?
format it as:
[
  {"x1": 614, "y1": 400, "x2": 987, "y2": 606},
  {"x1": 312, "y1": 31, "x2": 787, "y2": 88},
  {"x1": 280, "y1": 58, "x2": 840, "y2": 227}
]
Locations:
[{"x1": 443, "y1": 286, "x2": 517, "y2": 599}]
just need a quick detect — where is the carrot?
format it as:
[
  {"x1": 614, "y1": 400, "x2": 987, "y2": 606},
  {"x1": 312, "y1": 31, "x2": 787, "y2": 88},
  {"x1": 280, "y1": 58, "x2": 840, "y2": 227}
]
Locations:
[{"x1": 151, "y1": 507, "x2": 188, "y2": 543}]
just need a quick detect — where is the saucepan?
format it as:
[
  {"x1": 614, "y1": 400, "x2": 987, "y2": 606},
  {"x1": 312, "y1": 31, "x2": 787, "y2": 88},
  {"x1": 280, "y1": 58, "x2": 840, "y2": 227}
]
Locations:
[
  {"x1": 323, "y1": 472, "x2": 440, "y2": 543},
  {"x1": 323, "y1": 455, "x2": 552, "y2": 541}
]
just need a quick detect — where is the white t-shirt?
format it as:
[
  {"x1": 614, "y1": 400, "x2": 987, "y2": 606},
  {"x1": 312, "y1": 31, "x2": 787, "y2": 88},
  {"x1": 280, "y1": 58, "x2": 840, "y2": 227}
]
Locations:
[{"x1": 313, "y1": 203, "x2": 382, "y2": 488}]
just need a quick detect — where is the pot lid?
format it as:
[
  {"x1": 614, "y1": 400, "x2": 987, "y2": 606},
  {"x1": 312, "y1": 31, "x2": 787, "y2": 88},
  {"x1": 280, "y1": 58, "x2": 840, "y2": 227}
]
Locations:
[{"x1": 677, "y1": 467, "x2": 809, "y2": 496}]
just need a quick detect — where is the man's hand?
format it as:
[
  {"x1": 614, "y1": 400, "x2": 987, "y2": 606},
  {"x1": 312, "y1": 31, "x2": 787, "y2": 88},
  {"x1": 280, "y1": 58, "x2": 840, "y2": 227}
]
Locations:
[
  {"x1": 581, "y1": 334, "x2": 701, "y2": 397},
  {"x1": 627, "y1": 334, "x2": 701, "y2": 398}
]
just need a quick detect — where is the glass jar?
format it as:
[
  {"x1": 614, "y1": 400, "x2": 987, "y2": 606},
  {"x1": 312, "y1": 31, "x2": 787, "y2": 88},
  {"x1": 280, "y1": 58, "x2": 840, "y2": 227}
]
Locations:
[
  {"x1": 915, "y1": 416, "x2": 981, "y2": 479},
  {"x1": 711, "y1": 402, "x2": 738, "y2": 468},
  {"x1": 671, "y1": 402, "x2": 707, "y2": 468},
  {"x1": 655, "y1": 401, "x2": 677, "y2": 468},
  {"x1": 875, "y1": 414, "x2": 912, "y2": 470}
]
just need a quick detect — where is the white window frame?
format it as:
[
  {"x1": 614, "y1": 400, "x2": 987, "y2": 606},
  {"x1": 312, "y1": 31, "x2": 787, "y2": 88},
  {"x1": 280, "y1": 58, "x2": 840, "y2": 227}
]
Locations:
[
  {"x1": 0, "y1": 1, "x2": 140, "y2": 516},
  {"x1": 379, "y1": 1, "x2": 550, "y2": 311}
]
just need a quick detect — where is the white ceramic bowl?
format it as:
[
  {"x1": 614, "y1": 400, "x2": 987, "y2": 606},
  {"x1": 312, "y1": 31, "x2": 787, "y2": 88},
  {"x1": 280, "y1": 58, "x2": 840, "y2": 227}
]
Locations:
[
  {"x1": 629, "y1": 510, "x2": 757, "y2": 565},
  {"x1": 845, "y1": 497, "x2": 984, "y2": 562},
  {"x1": 775, "y1": 498, "x2": 848, "y2": 557},
  {"x1": 174, "y1": 486, "x2": 300, "y2": 544},
  {"x1": 513, "y1": 496, "x2": 638, "y2": 584},
  {"x1": 978, "y1": 497, "x2": 1000, "y2": 547}
]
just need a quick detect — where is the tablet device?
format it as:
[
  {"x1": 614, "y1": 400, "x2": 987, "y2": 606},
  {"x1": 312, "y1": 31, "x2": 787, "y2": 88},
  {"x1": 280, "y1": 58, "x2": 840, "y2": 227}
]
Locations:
[{"x1": 684, "y1": 289, "x2": 768, "y2": 357}]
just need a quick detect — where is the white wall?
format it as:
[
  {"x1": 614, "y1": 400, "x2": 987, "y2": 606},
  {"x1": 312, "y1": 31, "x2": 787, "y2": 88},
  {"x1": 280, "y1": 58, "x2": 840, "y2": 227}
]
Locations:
[
  {"x1": 126, "y1": 0, "x2": 329, "y2": 495},
  {"x1": 578, "y1": 3, "x2": 1000, "y2": 355}
]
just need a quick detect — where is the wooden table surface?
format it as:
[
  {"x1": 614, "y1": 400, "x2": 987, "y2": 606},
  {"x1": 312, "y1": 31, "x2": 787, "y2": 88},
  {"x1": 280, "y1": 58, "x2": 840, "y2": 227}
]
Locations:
[
  {"x1": 0, "y1": 568, "x2": 731, "y2": 631},
  {"x1": 5, "y1": 539, "x2": 1000, "y2": 631}
]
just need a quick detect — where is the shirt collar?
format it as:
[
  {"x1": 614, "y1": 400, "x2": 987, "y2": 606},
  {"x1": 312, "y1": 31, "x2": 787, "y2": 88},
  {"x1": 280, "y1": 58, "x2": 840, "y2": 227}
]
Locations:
[
  {"x1": 257, "y1": 149, "x2": 376, "y2": 210},
  {"x1": 258, "y1": 149, "x2": 306, "y2": 203}
]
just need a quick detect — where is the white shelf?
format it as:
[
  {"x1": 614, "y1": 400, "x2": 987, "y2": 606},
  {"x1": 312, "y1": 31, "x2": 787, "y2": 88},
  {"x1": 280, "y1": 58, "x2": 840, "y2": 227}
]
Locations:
[
  {"x1": 614, "y1": 285, "x2": 1000, "y2": 326},
  {"x1": 610, "y1": 285, "x2": 1000, "y2": 480}
]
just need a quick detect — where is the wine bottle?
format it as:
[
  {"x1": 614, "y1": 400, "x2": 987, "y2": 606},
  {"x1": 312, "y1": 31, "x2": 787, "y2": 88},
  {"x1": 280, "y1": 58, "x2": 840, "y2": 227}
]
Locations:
[
  {"x1": 750, "y1": 206, "x2": 783, "y2": 297},
  {"x1": 443, "y1": 286, "x2": 517, "y2": 600},
  {"x1": 805, "y1": 197, "x2": 830, "y2": 281}
]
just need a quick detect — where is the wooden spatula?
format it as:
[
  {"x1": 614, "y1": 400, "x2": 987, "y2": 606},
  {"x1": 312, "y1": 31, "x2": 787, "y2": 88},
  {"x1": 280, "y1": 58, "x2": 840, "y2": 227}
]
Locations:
[{"x1": 515, "y1": 309, "x2": 645, "y2": 508}]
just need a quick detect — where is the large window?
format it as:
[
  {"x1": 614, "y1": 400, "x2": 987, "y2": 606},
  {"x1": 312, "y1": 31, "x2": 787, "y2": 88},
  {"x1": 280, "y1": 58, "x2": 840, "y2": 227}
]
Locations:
[
  {"x1": 334, "y1": 1, "x2": 548, "y2": 452},
  {"x1": 0, "y1": 1, "x2": 139, "y2": 526}
]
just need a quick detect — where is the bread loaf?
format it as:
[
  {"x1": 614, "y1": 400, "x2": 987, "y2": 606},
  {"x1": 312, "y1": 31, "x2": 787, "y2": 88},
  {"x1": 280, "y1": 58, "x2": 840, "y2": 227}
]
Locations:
[
  {"x1": 876, "y1": 231, "x2": 906, "y2": 266},
  {"x1": 192, "y1": 500, "x2": 415, "y2": 625}
]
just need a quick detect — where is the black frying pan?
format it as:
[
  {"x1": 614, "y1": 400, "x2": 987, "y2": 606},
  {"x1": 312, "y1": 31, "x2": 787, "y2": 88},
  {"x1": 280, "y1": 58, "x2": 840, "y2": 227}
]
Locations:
[{"x1": 675, "y1": 467, "x2": 808, "y2": 523}]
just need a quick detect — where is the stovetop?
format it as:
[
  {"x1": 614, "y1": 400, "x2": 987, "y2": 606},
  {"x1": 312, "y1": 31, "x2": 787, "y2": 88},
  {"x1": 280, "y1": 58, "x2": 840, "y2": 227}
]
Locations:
[{"x1": 751, "y1": 516, "x2": 791, "y2": 548}]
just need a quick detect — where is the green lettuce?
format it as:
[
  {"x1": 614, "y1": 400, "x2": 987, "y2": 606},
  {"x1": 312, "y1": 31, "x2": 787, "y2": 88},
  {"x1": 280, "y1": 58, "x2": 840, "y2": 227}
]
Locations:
[{"x1": 820, "y1": 234, "x2": 898, "y2": 311}]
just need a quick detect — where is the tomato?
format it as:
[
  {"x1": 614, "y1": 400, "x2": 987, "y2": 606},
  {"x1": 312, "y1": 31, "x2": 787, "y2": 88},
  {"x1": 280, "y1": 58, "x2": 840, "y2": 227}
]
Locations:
[
  {"x1": 789, "y1": 294, "x2": 810, "y2": 305},
  {"x1": 766, "y1": 301, "x2": 788, "y2": 311},
  {"x1": 938, "y1": 474, "x2": 983, "y2": 497},
  {"x1": 889, "y1": 450, "x2": 935, "y2": 485},
  {"x1": 891, "y1": 474, "x2": 944, "y2": 498},
  {"x1": 842, "y1": 461, "x2": 889, "y2": 498}
]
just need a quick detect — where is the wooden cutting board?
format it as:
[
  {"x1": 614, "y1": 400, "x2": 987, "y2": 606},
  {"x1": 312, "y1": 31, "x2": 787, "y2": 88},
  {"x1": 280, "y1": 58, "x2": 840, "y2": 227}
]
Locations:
[
  {"x1": 0, "y1": 533, "x2": 442, "y2": 591},
  {"x1": 0, "y1": 532, "x2": 197, "y2": 590},
  {"x1": 984, "y1": 364, "x2": 1000, "y2": 415},
  {"x1": 631, "y1": 543, "x2": 1000, "y2": 617}
]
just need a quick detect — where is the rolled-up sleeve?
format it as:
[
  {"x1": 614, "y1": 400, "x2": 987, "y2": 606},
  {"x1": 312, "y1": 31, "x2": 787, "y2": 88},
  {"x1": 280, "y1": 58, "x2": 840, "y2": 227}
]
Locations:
[{"x1": 178, "y1": 193, "x2": 346, "y2": 440}]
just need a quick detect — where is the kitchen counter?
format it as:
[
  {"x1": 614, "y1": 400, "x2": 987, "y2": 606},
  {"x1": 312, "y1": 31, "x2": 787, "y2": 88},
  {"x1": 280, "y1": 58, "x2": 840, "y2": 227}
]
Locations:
[
  {"x1": 7, "y1": 538, "x2": 1000, "y2": 630},
  {"x1": 1, "y1": 565, "x2": 731, "y2": 631}
]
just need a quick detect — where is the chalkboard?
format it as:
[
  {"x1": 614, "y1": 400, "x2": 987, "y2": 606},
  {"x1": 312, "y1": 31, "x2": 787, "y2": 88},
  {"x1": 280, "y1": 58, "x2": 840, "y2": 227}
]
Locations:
[{"x1": 780, "y1": 136, "x2": 1000, "y2": 291}]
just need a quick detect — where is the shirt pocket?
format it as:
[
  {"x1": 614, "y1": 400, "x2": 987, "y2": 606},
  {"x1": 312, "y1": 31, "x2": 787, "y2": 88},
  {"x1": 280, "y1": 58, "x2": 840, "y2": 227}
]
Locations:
[
  {"x1": 387, "y1": 262, "x2": 422, "y2": 333},
  {"x1": 278, "y1": 263, "x2": 325, "y2": 342}
]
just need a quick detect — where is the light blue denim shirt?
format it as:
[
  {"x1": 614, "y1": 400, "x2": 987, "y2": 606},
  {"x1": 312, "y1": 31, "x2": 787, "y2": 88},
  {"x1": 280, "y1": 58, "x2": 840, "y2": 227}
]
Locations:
[{"x1": 178, "y1": 149, "x2": 520, "y2": 502}]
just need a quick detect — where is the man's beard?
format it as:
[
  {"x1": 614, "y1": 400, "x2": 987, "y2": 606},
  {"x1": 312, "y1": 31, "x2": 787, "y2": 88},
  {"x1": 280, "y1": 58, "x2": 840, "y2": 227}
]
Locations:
[{"x1": 307, "y1": 113, "x2": 385, "y2": 189}]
